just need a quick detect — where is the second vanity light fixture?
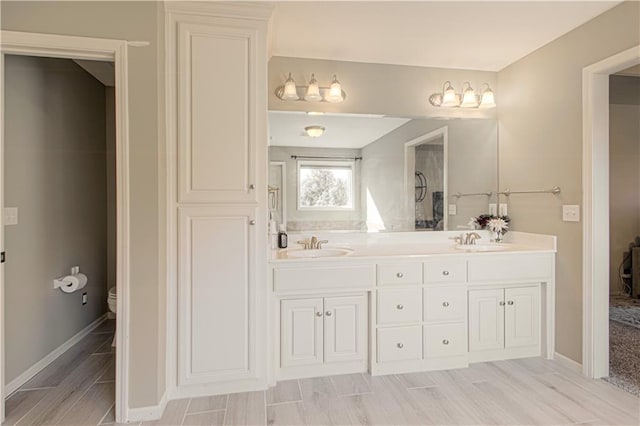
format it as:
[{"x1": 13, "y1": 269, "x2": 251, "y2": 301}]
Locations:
[
  {"x1": 429, "y1": 81, "x2": 496, "y2": 109},
  {"x1": 276, "y1": 73, "x2": 346, "y2": 103}
]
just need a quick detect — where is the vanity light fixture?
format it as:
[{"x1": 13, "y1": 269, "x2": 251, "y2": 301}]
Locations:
[
  {"x1": 429, "y1": 81, "x2": 496, "y2": 109},
  {"x1": 275, "y1": 73, "x2": 346, "y2": 103},
  {"x1": 304, "y1": 125, "x2": 325, "y2": 138}
]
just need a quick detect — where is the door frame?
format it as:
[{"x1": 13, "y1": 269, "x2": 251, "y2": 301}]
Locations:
[
  {"x1": 0, "y1": 31, "x2": 131, "y2": 423},
  {"x1": 582, "y1": 44, "x2": 640, "y2": 379},
  {"x1": 404, "y1": 126, "x2": 449, "y2": 231}
]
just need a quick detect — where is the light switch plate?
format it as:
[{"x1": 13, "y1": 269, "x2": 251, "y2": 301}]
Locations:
[
  {"x1": 562, "y1": 205, "x2": 580, "y2": 222},
  {"x1": 499, "y1": 203, "x2": 508, "y2": 216},
  {"x1": 3, "y1": 207, "x2": 18, "y2": 226},
  {"x1": 448, "y1": 204, "x2": 457, "y2": 215},
  {"x1": 489, "y1": 203, "x2": 497, "y2": 216}
]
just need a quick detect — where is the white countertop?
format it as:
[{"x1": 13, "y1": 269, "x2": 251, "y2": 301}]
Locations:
[{"x1": 269, "y1": 231, "x2": 556, "y2": 264}]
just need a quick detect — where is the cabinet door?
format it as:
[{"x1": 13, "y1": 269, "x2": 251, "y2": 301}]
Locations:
[
  {"x1": 324, "y1": 295, "x2": 367, "y2": 364},
  {"x1": 281, "y1": 298, "x2": 324, "y2": 368},
  {"x1": 177, "y1": 20, "x2": 264, "y2": 203},
  {"x1": 505, "y1": 286, "x2": 540, "y2": 348},
  {"x1": 468, "y1": 289, "x2": 504, "y2": 352},
  {"x1": 178, "y1": 206, "x2": 256, "y2": 385}
]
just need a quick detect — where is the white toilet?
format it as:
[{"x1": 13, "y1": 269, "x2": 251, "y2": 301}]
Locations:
[{"x1": 107, "y1": 287, "x2": 117, "y2": 347}]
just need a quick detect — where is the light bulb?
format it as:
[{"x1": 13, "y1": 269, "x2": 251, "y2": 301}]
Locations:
[
  {"x1": 305, "y1": 74, "x2": 322, "y2": 102},
  {"x1": 479, "y1": 85, "x2": 496, "y2": 108},
  {"x1": 460, "y1": 82, "x2": 478, "y2": 108},
  {"x1": 441, "y1": 81, "x2": 459, "y2": 107},
  {"x1": 281, "y1": 72, "x2": 298, "y2": 101},
  {"x1": 325, "y1": 74, "x2": 344, "y2": 103}
]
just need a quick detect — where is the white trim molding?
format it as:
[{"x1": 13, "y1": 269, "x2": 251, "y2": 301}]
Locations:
[
  {"x1": 582, "y1": 44, "x2": 640, "y2": 379},
  {"x1": 5, "y1": 315, "x2": 107, "y2": 396},
  {"x1": 127, "y1": 391, "x2": 168, "y2": 423},
  {"x1": 554, "y1": 352, "x2": 583, "y2": 374},
  {"x1": 0, "y1": 30, "x2": 133, "y2": 423}
]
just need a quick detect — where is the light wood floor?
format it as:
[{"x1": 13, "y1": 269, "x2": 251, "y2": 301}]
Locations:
[{"x1": 6, "y1": 323, "x2": 639, "y2": 425}]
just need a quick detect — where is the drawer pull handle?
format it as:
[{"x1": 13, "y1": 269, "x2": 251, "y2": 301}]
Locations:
[
  {"x1": 325, "y1": 311, "x2": 332, "y2": 316},
  {"x1": 249, "y1": 184, "x2": 256, "y2": 190},
  {"x1": 442, "y1": 301, "x2": 450, "y2": 307},
  {"x1": 397, "y1": 343, "x2": 404, "y2": 349},
  {"x1": 396, "y1": 304, "x2": 404, "y2": 310},
  {"x1": 507, "y1": 300, "x2": 514, "y2": 305},
  {"x1": 442, "y1": 339, "x2": 450, "y2": 345},
  {"x1": 396, "y1": 272, "x2": 404, "y2": 278},
  {"x1": 499, "y1": 301, "x2": 505, "y2": 306},
  {"x1": 249, "y1": 220, "x2": 256, "y2": 225},
  {"x1": 442, "y1": 270, "x2": 450, "y2": 276},
  {"x1": 316, "y1": 312, "x2": 323, "y2": 317}
]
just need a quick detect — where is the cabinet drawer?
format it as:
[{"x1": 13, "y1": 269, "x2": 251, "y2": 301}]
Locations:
[
  {"x1": 424, "y1": 323, "x2": 467, "y2": 358},
  {"x1": 424, "y1": 259, "x2": 466, "y2": 284},
  {"x1": 377, "y1": 288, "x2": 422, "y2": 325},
  {"x1": 468, "y1": 254, "x2": 553, "y2": 283},
  {"x1": 424, "y1": 286, "x2": 467, "y2": 323},
  {"x1": 377, "y1": 326, "x2": 422, "y2": 362},
  {"x1": 274, "y1": 265, "x2": 376, "y2": 293},
  {"x1": 377, "y1": 263, "x2": 422, "y2": 286}
]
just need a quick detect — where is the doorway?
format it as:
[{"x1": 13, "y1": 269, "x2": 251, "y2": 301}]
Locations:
[
  {"x1": 0, "y1": 31, "x2": 131, "y2": 423},
  {"x1": 582, "y1": 44, "x2": 640, "y2": 381}
]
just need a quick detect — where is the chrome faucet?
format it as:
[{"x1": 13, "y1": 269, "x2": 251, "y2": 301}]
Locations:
[
  {"x1": 465, "y1": 232, "x2": 482, "y2": 245},
  {"x1": 296, "y1": 236, "x2": 329, "y2": 250}
]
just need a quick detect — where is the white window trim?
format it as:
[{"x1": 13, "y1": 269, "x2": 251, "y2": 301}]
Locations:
[{"x1": 297, "y1": 160, "x2": 356, "y2": 211}]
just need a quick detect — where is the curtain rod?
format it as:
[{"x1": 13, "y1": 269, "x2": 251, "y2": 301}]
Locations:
[{"x1": 290, "y1": 155, "x2": 362, "y2": 161}]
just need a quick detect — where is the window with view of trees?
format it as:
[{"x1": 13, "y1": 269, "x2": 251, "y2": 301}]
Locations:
[{"x1": 297, "y1": 161, "x2": 354, "y2": 210}]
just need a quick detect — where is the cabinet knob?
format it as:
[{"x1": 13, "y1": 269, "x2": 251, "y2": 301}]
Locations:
[
  {"x1": 325, "y1": 311, "x2": 332, "y2": 316},
  {"x1": 396, "y1": 304, "x2": 404, "y2": 310},
  {"x1": 499, "y1": 301, "x2": 505, "y2": 306},
  {"x1": 316, "y1": 312, "x2": 323, "y2": 317},
  {"x1": 249, "y1": 220, "x2": 256, "y2": 225},
  {"x1": 396, "y1": 272, "x2": 404, "y2": 278},
  {"x1": 249, "y1": 184, "x2": 256, "y2": 190},
  {"x1": 397, "y1": 343, "x2": 404, "y2": 349},
  {"x1": 442, "y1": 301, "x2": 450, "y2": 307},
  {"x1": 507, "y1": 300, "x2": 514, "y2": 305},
  {"x1": 442, "y1": 270, "x2": 450, "y2": 276},
  {"x1": 442, "y1": 339, "x2": 450, "y2": 345}
]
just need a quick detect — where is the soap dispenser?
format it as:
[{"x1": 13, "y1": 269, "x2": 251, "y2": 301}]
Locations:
[{"x1": 277, "y1": 225, "x2": 288, "y2": 249}]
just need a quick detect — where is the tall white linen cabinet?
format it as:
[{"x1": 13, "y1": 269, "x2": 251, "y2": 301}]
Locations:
[{"x1": 165, "y1": 2, "x2": 272, "y2": 397}]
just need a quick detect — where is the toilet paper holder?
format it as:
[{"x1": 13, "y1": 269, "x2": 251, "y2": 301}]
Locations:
[{"x1": 53, "y1": 266, "x2": 81, "y2": 289}]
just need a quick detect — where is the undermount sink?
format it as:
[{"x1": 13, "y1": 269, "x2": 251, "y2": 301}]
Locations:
[
  {"x1": 455, "y1": 243, "x2": 510, "y2": 252},
  {"x1": 280, "y1": 247, "x2": 354, "y2": 259}
]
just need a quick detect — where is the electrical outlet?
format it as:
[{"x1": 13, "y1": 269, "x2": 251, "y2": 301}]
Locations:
[
  {"x1": 489, "y1": 203, "x2": 497, "y2": 216},
  {"x1": 562, "y1": 205, "x2": 580, "y2": 222},
  {"x1": 3, "y1": 207, "x2": 18, "y2": 226},
  {"x1": 82, "y1": 292, "x2": 88, "y2": 305},
  {"x1": 448, "y1": 204, "x2": 457, "y2": 215},
  {"x1": 499, "y1": 203, "x2": 508, "y2": 216}
]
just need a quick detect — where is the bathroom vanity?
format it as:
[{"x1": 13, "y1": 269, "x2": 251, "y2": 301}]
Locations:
[{"x1": 268, "y1": 231, "x2": 556, "y2": 384}]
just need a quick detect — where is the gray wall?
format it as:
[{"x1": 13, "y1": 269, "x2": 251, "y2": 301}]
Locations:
[
  {"x1": 497, "y1": 1, "x2": 640, "y2": 362},
  {"x1": 1, "y1": 0, "x2": 165, "y2": 407},
  {"x1": 361, "y1": 119, "x2": 498, "y2": 231},
  {"x1": 609, "y1": 76, "x2": 640, "y2": 294},
  {"x1": 4, "y1": 55, "x2": 107, "y2": 383},
  {"x1": 269, "y1": 146, "x2": 364, "y2": 231}
]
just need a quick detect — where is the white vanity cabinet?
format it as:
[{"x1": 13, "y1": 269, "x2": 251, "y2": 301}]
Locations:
[
  {"x1": 167, "y1": 2, "x2": 271, "y2": 394},
  {"x1": 280, "y1": 295, "x2": 367, "y2": 369}
]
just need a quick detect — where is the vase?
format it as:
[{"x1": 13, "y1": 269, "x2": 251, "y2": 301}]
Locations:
[{"x1": 494, "y1": 230, "x2": 503, "y2": 243}]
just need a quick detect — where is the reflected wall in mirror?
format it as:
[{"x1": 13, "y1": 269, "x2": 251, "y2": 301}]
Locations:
[{"x1": 268, "y1": 111, "x2": 497, "y2": 232}]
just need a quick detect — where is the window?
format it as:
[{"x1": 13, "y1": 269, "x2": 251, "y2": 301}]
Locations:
[{"x1": 297, "y1": 160, "x2": 354, "y2": 210}]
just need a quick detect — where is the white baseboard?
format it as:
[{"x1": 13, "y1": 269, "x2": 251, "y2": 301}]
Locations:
[
  {"x1": 554, "y1": 351, "x2": 583, "y2": 373},
  {"x1": 126, "y1": 391, "x2": 168, "y2": 422},
  {"x1": 5, "y1": 313, "x2": 108, "y2": 397}
]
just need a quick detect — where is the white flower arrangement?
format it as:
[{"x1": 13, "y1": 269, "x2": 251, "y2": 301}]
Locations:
[{"x1": 487, "y1": 217, "x2": 509, "y2": 233}]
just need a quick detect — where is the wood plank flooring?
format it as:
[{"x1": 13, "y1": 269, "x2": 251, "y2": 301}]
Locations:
[{"x1": 5, "y1": 323, "x2": 639, "y2": 425}]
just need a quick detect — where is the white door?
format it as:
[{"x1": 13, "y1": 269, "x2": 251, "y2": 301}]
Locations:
[
  {"x1": 281, "y1": 298, "x2": 324, "y2": 368},
  {"x1": 469, "y1": 289, "x2": 505, "y2": 352},
  {"x1": 505, "y1": 286, "x2": 540, "y2": 348},
  {"x1": 176, "y1": 20, "x2": 262, "y2": 203},
  {"x1": 178, "y1": 206, "x2": 256, "y2": 385},
  {"x1": 324, "y1": 295, "x2": 367, "y2": 364}
]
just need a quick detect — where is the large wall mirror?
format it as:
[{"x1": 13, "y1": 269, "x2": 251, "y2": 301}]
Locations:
[{"x1": 268, "y1": 111, "x2": 497, "y2": 232}]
